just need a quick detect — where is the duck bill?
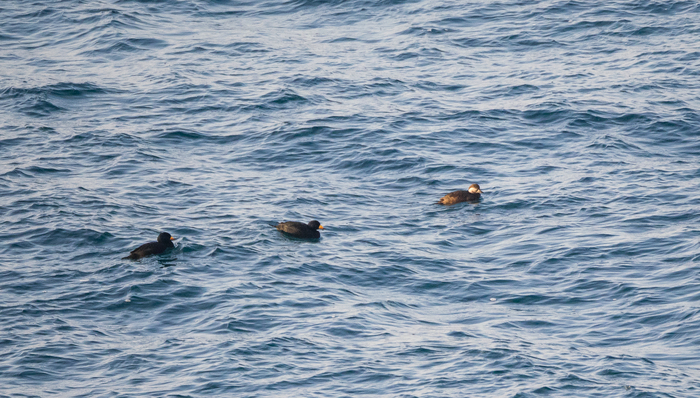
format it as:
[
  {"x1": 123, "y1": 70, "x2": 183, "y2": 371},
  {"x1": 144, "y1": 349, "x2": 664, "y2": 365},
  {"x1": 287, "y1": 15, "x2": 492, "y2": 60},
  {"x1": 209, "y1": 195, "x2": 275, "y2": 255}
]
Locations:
[
  {"x1": 318, "y1": 225, "x2": 324, "y2": 229},
  {"x1": 170, "y1": 236, "x2": 176, "y2": 240}
]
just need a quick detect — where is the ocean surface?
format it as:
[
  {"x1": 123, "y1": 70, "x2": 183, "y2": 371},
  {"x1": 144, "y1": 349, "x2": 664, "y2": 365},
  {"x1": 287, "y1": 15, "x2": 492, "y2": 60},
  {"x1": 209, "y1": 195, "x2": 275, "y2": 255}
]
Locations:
[{"x1": 1, "y1": 0, "x2": 700, "y2": 396}]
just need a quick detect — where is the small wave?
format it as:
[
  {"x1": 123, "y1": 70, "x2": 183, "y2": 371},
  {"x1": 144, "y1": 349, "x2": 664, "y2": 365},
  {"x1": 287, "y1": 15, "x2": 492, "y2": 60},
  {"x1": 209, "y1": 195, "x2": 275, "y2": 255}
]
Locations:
[
  {"x1": 79, "y1": 38, "x2": 168, "y2": 58},
  {"x1": 0, "y1": 82, "x2": 109, "y2": 99},
  {"x1": 260, "y1": 88, "x2": 310, "y2": 107}
]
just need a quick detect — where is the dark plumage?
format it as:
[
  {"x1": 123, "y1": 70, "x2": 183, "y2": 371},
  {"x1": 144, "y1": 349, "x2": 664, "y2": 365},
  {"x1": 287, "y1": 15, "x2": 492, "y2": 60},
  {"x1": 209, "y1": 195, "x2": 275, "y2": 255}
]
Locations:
[
  {"x1": 437, "y1": 183, "x2": 483, "y2": 205},
  {"x1": 122, "y1": 232, "x2": 175, "y2": 260},
  {"x1": 276, "y1": 220, "x2": 324, "y2": 239}
]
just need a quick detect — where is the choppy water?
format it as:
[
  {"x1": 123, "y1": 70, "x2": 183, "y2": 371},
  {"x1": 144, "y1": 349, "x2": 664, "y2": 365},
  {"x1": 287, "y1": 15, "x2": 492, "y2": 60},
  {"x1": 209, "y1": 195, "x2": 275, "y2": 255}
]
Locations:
[{"x1": 2, "y1": 0, "x2": 700, "y2": 396}]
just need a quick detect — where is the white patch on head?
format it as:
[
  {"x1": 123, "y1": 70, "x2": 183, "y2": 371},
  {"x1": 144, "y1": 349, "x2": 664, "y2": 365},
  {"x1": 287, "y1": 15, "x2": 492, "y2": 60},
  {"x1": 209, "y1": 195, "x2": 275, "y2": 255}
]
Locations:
[{"x1": 468, "y1": 184, "x2": 482, "y2": 194}]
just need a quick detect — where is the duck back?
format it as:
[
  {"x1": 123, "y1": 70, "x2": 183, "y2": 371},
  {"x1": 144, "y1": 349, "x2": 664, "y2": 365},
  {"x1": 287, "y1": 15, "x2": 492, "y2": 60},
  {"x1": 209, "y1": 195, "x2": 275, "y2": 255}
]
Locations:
[
  {"x1": 437, "y1": 190, "x2": 481, "y2": 205},
  {"x1": 276, "y1": 222, "x2": 320, "y2": 239}
]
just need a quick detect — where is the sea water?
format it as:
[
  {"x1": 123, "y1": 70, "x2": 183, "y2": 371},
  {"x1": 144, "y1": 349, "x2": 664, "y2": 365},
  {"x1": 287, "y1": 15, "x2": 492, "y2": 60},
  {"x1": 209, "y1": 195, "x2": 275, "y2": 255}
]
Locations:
[{"x1": 1, "y1": 0, "x2": 699, "y2": 396}]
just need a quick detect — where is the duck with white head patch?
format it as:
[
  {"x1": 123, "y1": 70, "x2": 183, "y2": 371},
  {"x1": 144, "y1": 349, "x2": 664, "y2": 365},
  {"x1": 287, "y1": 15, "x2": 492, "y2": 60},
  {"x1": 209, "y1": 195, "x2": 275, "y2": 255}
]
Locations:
[{"x1": 437, "y1": 183, "x2": 483, "y2": 205}]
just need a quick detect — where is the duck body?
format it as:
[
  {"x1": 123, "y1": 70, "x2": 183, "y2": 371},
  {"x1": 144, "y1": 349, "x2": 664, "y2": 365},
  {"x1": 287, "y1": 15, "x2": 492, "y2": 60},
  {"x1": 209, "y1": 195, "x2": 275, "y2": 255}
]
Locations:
[
  {"x1": 122, "y1": 232, "x2": 175, "y2": 260},
  {"x1": 437, "y1": 183, "x2": 483, "y2": 205},
  {"x1": 276, "y1": 220, "x2": 323, "y2": 239}
]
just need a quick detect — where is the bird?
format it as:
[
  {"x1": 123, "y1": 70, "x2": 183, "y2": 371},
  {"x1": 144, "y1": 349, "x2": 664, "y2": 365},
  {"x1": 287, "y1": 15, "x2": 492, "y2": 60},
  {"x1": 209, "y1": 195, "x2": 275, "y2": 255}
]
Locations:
[
  {"x1": 122, "y1": 232, "x2": 175, "y2": 260},
  {"x1": 437, "y1": 183, "x2": 483, "y2": 205},
  {"x1": 275, "y1": 220, "x2": 324, "y2": 239}
]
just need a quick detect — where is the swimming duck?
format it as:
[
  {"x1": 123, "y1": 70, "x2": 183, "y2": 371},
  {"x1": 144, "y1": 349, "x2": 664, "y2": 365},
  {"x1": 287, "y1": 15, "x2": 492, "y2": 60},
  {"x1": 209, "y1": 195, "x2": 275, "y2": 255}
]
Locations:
[
  {"x1": 437, "y1": 183, "x2": 483, "y2": 205},
  {"x1": 122, "y1": 232, "x2": 175, "y2": 260},
  {"x1": 276, "y1": 220, "x2": 324, "y2": 239}
]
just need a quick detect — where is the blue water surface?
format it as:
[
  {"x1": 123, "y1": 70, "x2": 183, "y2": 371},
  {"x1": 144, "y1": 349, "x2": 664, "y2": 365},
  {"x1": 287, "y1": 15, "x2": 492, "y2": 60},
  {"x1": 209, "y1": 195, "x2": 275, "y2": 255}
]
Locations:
[{"x1": 1, "y1": 0, "x2": 700, "y2": 396}]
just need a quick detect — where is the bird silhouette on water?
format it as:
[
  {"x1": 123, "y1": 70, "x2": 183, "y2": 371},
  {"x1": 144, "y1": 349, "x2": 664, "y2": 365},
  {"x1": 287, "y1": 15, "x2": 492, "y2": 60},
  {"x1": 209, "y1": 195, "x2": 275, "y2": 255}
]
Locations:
[
  {"x1": 275, "y1": 220, "x2": 324, "y2": 239},
  {"x1": 122, "y1": 232, "x2": 175, "y2": 260},
  {"x1": 437, "y1": 183, "x2": 483, "y2": 205}
]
